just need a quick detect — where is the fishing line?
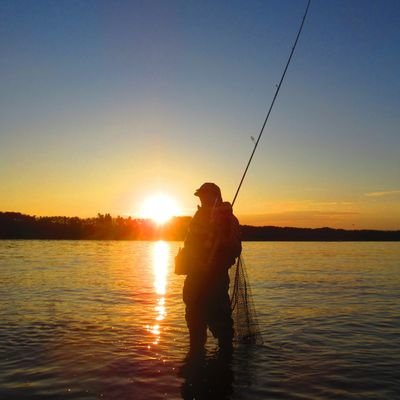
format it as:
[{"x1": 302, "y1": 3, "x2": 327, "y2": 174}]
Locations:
[
  {"x1": 228, "y1": 0, "x2": 312, "y2": 345},
  {"x1": 231, "y1": 0, "x2": 311, "y2": 207}
]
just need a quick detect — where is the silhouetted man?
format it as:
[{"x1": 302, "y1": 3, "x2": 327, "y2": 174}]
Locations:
[{"x1": 175, "y1": 183, "x2": 241, "y2": 356}]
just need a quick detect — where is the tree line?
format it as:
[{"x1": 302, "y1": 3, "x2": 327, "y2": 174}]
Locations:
[
  {"x1": 0, "y1": 212, "x2": 191, "y2": 240},
  {"x1": 1, "y1": 212, "x2": 399, "y2": 241}
]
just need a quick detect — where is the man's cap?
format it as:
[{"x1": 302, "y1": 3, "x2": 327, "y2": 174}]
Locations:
[{"x1": 194, "y1": 182, "x2": 221, "y2": 197}]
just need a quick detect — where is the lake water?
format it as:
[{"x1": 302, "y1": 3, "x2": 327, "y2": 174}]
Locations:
[{"x1": 0, "y1": 241, "x2": 399, "y2": 399}]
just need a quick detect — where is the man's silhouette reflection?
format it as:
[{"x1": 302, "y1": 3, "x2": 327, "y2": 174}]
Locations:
[{"x1": 179, "y1": 351, "x2": 234, "y2": 400}]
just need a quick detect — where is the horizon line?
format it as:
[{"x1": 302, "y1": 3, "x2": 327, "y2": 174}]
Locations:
[{"x1": 1, "y1": 210, "x2": 399, "y2": 233}]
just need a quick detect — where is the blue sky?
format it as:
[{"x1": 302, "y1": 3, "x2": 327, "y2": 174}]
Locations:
[{"x1": 1, "y1": 0, "x2": 399, "y2": 229}]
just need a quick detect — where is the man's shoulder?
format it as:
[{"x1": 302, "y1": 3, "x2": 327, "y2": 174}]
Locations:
[
  {"x1": 217, "y1": 202, "x2": 240, "y2": 224},
  {"x1": 218, "y1": 201, "x2": 233, "y2": 213}
]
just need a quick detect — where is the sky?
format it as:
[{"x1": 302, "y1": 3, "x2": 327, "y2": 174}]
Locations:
[{"x1": 1, "y1": 0, "x2": 399, "y2": 230}]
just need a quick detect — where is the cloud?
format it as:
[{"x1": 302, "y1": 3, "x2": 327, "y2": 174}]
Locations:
[
  {"x1": 365, "y1": 190, "x2": 400, "y2": 197},
  {"x1": 238, "y1": 210, "x2": 360, "y2": 229},
  {"x1": 250, "y1": 200, "x2": 354, "y2": 212}
]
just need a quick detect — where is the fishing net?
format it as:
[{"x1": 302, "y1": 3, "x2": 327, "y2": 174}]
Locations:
[{"x1": 229, "y1": 255, "x2": 263, "y2": 345}]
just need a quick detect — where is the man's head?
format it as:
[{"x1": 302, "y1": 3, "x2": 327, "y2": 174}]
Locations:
[{"x1": 194, "y1": 182, "x2": 222, "y2": 207}]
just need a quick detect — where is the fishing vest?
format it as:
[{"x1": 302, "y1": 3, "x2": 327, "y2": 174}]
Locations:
[{"x1": 175, "y1": 202, "x2": 241, "y2": 275}]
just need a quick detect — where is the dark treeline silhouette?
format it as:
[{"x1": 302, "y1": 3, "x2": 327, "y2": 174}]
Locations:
[
  {"x1": 1, "y1": 212, "x2": 399, "y2": 241},
  {"x1": 0, "y1": 212, "x2": 191, "y2": 240},
  {"x1": 240, "y1": 225, "x2": 400, "y2": 241}
]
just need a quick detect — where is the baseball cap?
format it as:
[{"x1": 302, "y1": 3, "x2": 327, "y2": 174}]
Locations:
[{"x1": 194, "y1": 182, "x2": 221, "y2": 197}]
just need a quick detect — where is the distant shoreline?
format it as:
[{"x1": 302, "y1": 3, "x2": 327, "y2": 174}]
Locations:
[
  {"x1": 240, "y1": 225, "x2": 400, "y2": 241},
  {"x1": 1, "y1": 212, "x2": 399, "y2": 241}
]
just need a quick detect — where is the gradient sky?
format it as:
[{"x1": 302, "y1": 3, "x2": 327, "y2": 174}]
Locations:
[{"x1": 1, "y1": 0, "x2": 399, "y2": 229}]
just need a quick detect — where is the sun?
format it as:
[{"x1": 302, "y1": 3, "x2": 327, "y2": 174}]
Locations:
[{"x1": 138, "y1": 193, "x2": 180, "y2": 225}]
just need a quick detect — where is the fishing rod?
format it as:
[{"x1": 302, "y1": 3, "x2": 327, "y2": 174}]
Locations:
[{"x1": 231, "y1": 0, "x2": 311, "y2": 207}]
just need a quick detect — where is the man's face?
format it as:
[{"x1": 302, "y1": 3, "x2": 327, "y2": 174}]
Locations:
[{"x1": 199, "y1": 192, "x2": 218, "y2": 208}]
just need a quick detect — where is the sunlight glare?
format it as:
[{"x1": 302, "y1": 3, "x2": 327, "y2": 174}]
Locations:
[{"x1": 139, "y1": 193, "x2": 180, "y2": 225}]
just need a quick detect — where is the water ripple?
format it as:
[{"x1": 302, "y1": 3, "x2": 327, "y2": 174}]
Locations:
[{"x1": 0, "y1": 241, "x2": 399, "y2": 399}]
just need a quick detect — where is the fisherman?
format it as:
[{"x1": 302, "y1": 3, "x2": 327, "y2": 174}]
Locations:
[{"x1": 175, "y1": 182, "x2": 242, "y2": 356}]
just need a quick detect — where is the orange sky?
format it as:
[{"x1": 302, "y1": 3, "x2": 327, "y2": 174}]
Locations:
[{"x1": 1, "y1": 1, "x2": 399, "y2": 230}]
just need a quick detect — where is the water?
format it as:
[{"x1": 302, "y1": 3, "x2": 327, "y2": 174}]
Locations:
[{"x1": 0, "y1": 241, "x2": 399, "y2": 399}]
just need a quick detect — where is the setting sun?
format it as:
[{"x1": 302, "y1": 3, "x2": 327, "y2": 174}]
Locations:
[{"x1": 138, "y1": 194, "x2": 180, "y2": 225}]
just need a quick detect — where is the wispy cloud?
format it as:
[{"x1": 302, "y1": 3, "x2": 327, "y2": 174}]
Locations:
[
  {"x1": 365, "y1": 190, "x2": 400, "y2": 197},
  {"x1": 239, "y1": 210, "x2": 360, "y2": 229}
]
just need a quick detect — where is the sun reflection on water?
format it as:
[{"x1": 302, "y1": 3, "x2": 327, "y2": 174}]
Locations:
[
  {"x1": 146, "y1": 241, "x2": 169, "y2": 345},
  {"x1": 153, "y1": 241, "x2": 168, "y2": 296}
]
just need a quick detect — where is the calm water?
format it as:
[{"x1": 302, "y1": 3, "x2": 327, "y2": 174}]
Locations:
[{"x1": 0, "y1": 241, "x2": 399, "y2": 400}]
